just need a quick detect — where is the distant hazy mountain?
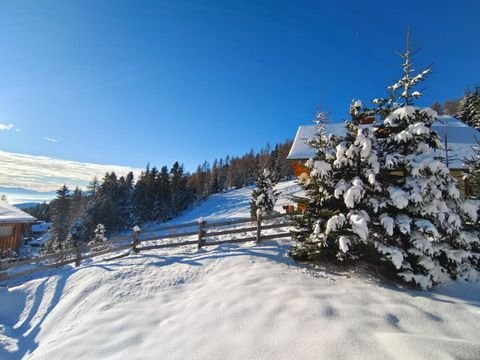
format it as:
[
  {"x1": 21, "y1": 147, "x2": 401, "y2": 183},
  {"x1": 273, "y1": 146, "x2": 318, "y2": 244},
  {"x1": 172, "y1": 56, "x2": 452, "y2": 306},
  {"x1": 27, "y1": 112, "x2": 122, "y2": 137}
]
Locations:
[
  {"x1": 0, "y1": 149, "x2": 141, "y2": 193},
  {"x1": 0, "y1": 186, "x2": 56, "y2": 205},
  {"x1": 14, "y1": 202, "x2": 42, "y2": 210}
]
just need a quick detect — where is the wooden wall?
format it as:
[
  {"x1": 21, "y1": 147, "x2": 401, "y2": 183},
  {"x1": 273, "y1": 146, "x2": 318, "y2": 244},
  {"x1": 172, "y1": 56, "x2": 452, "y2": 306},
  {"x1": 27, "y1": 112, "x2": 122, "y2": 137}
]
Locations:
[
  {"x1": 0, "y1": 223, "x2": 23, "y2": 252},
  {"x1": 291, "y1": 161, "x2": 310, "y2": 177}
]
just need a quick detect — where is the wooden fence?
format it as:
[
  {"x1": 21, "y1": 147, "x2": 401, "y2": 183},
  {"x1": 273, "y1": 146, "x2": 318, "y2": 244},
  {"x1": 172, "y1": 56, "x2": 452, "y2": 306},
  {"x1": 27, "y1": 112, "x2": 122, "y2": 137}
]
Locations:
[{"x1": 0, "y1": 213, "x2": 293, "y2": 282}]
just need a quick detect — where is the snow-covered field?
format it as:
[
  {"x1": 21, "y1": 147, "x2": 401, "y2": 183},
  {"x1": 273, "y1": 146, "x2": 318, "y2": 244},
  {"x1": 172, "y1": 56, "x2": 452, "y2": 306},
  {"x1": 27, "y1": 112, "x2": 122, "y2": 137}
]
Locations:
[{"x1": 1, "y1": 181, "x2": 479, "y2": 360}]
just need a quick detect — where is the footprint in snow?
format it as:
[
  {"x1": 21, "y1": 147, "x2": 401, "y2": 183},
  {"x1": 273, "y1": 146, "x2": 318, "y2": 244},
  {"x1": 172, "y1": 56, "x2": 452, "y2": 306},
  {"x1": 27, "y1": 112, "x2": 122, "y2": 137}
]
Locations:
[
  {"x1": 323, "y1": 305, "x2": 337, "y2": 318},
  {"x1": 386, "y1": 313, "x2": 400, "y2": 327}
]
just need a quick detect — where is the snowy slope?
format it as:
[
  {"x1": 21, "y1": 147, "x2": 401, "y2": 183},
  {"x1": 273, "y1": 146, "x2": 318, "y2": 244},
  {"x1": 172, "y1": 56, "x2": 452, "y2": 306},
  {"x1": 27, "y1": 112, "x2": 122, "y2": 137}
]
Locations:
[
  {"x1": 169, "y1": 180, "x2": 301, "y2": 223},
  {"x1": 135, "y1": 180, "x2": 301, "y2": 235},
  {"x1": 0, "y1": 180, "x2": 479, "y2": 360}
]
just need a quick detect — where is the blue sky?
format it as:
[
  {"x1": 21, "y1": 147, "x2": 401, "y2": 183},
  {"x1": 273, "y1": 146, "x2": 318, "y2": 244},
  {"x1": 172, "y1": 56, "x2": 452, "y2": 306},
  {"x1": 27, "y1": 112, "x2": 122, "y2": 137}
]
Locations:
[{"x1": 0, "y1": 0, "x2": 479, "y2": 173}]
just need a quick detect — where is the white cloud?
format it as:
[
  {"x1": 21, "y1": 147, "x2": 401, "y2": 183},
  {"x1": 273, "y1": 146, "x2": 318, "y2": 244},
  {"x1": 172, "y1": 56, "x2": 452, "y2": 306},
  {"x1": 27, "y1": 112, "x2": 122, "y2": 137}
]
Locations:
[
  {"x1": 45, "y1": 137, "x2": 58, "y2": 143},
  {"x1": 0, "y1": 150, "x2": 142, "y2": 192},
  {"x1": 0, "y1": 123, "x2": 14, "y2": 131}
]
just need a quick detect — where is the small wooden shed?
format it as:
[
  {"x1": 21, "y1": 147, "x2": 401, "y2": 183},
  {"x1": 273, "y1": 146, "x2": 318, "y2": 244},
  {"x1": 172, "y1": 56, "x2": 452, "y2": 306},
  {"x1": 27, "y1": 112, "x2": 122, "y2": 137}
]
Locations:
[{"x1": 0, "y1": 201, "x2": 37, "y2": 253}]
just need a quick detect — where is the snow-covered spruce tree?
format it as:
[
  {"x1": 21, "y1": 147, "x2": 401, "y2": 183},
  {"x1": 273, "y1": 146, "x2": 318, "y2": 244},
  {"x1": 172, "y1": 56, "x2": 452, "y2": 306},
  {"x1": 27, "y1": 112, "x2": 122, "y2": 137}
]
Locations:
[
  {"x1": 290, "y1": 110, "x2": 338, "y2": 259},
  {"x1": 250, "y1": 169, "x2": 279, "y2": 218},
  {"x1": 465, "y1": 139, "x2": 480, "y2": 198},
  {"x1": 291, "y1": 106, "x2": 383, "y2": 262},
  {"x1": 463, "y1": 140, "x2": 480, "y2": 238},
  {"x1": 372, "y1": 34, "x2": 480, "y2": 288},
  {"x1": 89, "y1": 224, "x2": 107, "y2": 245},
  {"x1": 292, "y1": 35, "x2": 479, "y2": 289},
  {"x1": 457, "y1": 86, "x2": 480, "y2": 130}
]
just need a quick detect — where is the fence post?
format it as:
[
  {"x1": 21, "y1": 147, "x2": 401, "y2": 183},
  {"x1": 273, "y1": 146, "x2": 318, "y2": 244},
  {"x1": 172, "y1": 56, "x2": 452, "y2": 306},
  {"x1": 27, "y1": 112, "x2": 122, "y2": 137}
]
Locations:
[
  {"x1": 75, "y1": 242, "x2": 82, "y2": 267},
  {"x1": 0, "y1": 261, "x2": 6, "y2": 282},
  {"x1": 198, "y1": 217, "x2": 206, "y2": 249},
  {"x1": 256, "y1": 209, "x2": 263, "y2": 244},
  {"x1": 132, "y1": 226, "x2": 141, "y2": 253}
]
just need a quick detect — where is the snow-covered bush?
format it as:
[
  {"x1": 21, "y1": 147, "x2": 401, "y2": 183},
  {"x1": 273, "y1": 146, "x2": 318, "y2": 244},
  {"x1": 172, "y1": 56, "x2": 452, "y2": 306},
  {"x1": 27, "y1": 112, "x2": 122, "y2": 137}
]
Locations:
[
  {"x1": 0, "y1": 248, "x2": 17, "y2": 260},
  {"x1": 250, "y1": 169, "x2": 279, "y2": 218}
]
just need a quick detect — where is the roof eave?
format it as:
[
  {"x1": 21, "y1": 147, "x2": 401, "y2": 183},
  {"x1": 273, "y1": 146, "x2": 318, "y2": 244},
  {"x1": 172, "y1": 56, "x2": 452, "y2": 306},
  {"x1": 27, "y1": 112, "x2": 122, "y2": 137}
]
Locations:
[{"x1": 0, "y1": 219, "x2": 38, "y2": 224}]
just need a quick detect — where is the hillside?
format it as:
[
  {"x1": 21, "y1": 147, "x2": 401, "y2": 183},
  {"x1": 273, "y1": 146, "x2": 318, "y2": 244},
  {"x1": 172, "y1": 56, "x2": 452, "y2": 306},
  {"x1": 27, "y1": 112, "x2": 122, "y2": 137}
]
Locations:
[{"x1": 1, "y1": 181, "x2": 479, "y2": 360}]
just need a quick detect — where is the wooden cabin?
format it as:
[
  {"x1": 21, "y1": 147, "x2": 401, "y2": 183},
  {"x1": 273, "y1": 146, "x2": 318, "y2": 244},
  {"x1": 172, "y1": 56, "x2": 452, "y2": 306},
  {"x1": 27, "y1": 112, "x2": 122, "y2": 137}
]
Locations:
[
  {"x1": 287, "y1": 115, "x2": 480, "y2": 198},
  {"x1": 287, "y1": 122, "x2": 346, "y2": 180},
  {"x1": 0, "y1": 201, "x2": 37, "y2": 254}
]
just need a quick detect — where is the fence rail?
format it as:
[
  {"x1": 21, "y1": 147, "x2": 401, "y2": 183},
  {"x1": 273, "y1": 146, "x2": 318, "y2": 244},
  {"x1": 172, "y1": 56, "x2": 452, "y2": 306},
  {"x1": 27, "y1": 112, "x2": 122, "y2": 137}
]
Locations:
[{"x1": 0, "y1": 213, "x2": 293, "y2": 282}]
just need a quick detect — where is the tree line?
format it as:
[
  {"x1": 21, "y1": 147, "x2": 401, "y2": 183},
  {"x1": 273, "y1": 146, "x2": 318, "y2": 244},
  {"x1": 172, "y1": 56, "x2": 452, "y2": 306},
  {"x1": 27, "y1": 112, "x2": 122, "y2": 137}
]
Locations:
[{"x1": 25, "y1": 140, "x2": 293, "y2": 253}]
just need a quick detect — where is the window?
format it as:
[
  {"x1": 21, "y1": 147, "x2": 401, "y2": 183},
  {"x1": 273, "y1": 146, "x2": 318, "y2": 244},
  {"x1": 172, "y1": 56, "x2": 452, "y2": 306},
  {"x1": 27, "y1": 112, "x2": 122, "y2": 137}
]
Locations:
[{"x1": 0, "y1": 225, "x2": 14, "y2": 237}]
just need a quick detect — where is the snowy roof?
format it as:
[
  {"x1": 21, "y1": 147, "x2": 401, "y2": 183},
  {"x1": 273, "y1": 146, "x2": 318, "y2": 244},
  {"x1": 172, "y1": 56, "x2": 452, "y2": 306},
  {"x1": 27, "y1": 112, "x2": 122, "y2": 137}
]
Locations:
[
  {"x1": 287, "y1": 123, "x2": 345, "y2": 160},
  {"x1": 430, "y1": 116, "x2": 479, "y2": 169},
  {"x1": 432, "y1": 115, "x2": 477, "y2": 141},
  {"x1": 32, "y1": 222, "x2": 50, "y2": 232},
  {"x1": 0, "y1": 201, "x2": 37, "y2": 224},
  {"x1": 287, "y1": 116, "x2": 480, "y2": 169}
]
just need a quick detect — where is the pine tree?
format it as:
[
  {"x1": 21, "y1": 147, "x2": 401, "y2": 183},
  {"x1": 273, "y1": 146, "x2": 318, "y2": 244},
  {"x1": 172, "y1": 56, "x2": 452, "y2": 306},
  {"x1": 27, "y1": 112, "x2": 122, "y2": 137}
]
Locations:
[
  {"x1": 47, "y1": 185, "x2": 71, "y2": 253},
  {"x1": 210, "y1": 159, "x2": 220, "y2": 194},
  {"x1": 457, "y1": 86, "x2": 480, "y2": 130},
  {"x1": 291, "y1": 107, "x2": 382, "y2": 262},
  {"x1": 170, "y1": 162, "x2": 189, "y2": 215},
  {"x1": 24, "y1": 202, "x2": 51, "y2": 222},
  {"x1": 69, "y1": 187, "x2": 84, "y2": 224},
  {"x1": 292, "y1": 33, "x2": 480, "y2": 289},
  {"x1": 276, "y1": 139, "x2": 294, "y2": 180},
  {"x1": 291, "y1": 110, "x2": 339, "y2": 259},
  {"x1": 158, "y1": 165, "x2": 173, "y2": 220},
  {"x1": 250, "y1": 168, "x2": 279, "y2": 218},
  {"x1": 88, "y1": 177, "x2": 99, "y2": 197},
  {"x1": 465, "y1": 139, "x2": 480, "y2": 198},
  {"x1": 118, "y1": 172, "x2": 134, "y2": 227},
  {"x1": 76, "y1": 172, "x2": 132, "y2": 241},
  {"x1": 133, "y1": 170, "x2": 150, "y2": 222},
  {"x1": 431, "y1": 101, "x2": 443, "y2": 115},
  {"x1": 373, "y1": 33, "x2": 480, "y2": 288},
  {"x1": 68, "y1": 187, "x2": 85, "y2": 243}
]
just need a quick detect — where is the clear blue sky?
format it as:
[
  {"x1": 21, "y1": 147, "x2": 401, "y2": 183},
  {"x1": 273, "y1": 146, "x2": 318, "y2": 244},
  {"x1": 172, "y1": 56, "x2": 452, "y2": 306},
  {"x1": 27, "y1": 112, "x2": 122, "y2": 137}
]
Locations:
[{"x1": 0, "y1": 0, "x2": 478, "y2": 172}]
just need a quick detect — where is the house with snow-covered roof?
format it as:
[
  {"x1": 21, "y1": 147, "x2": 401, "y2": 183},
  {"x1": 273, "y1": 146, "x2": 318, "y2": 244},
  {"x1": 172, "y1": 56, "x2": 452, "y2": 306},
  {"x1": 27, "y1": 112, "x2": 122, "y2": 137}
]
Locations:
[
  {"x1": 287, "y1": 115, "x2": 480, "y2": 196},
  {"x1": 0, "y1": 201, "x2": 37, "y2": 254}
]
